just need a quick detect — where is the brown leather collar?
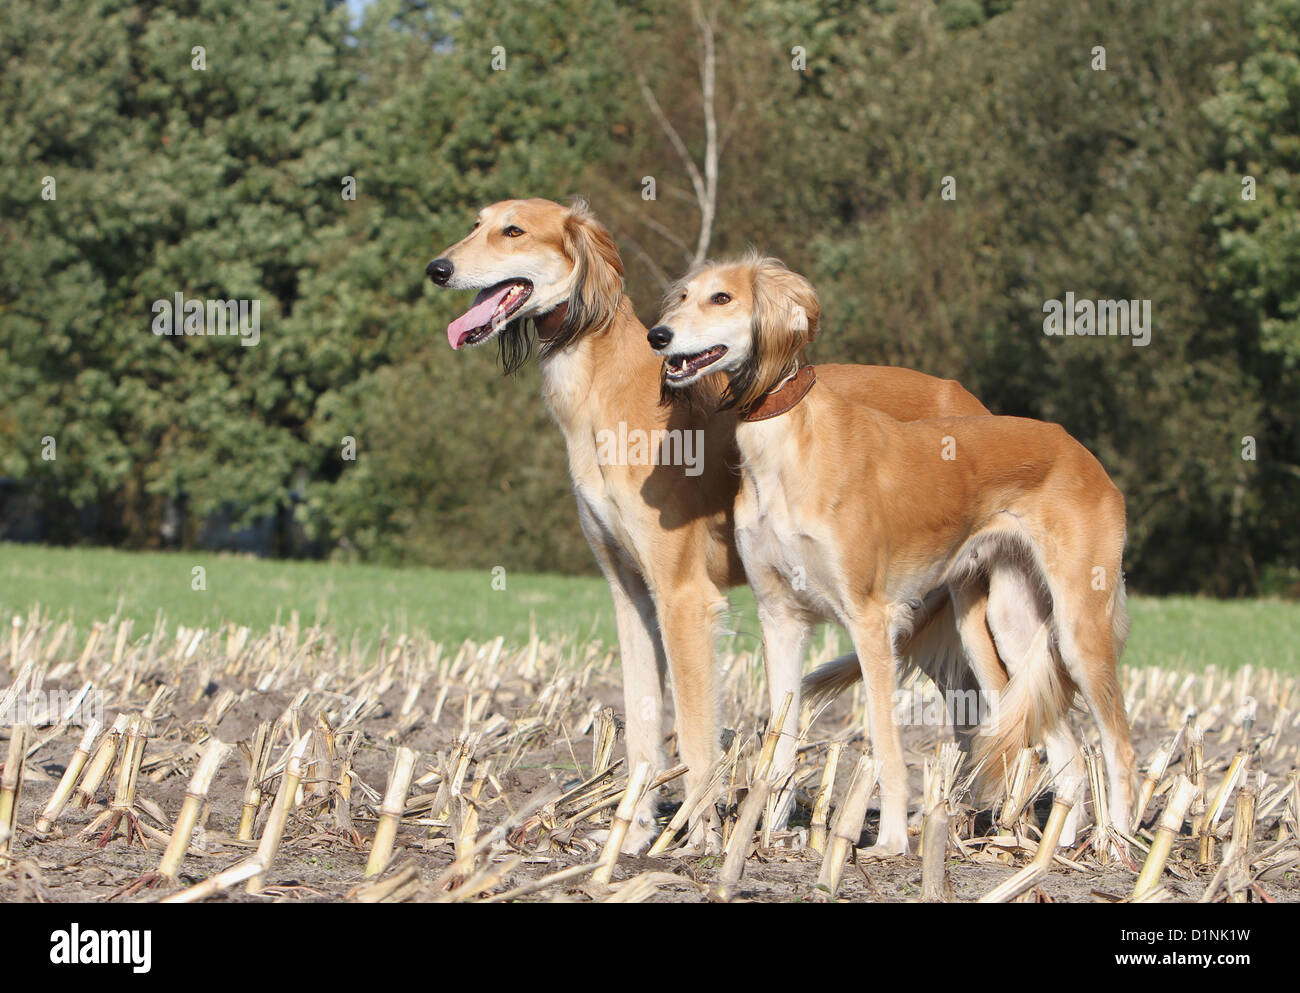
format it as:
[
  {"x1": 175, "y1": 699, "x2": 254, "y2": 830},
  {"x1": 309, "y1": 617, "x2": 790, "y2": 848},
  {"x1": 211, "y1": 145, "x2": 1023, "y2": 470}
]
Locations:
[
  {"x1": 742, "y1": 364, "x2": 817, "y2": 421},
  {"x1": 534, "y1": 302, "x2": 569, "y2": 341}
]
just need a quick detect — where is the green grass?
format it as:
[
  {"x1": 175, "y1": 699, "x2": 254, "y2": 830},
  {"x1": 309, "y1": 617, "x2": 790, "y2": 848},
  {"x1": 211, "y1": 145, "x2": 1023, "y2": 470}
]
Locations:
[
  {"x1": 1121, "y1": 596, "x2": 1297, "y2": 671},
  {"x1": 0, "y1": 543, "x2": 611, "y2": 649},
  {"x1": 0, "y1": 543, "x2": 1295, "y2": 671}
]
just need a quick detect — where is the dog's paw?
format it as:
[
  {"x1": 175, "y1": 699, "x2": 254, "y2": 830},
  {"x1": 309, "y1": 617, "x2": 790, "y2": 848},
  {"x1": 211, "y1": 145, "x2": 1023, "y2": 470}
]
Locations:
[
  {"x1": 856, "y1": 840, "x2": 909, "y2": 861},
  {"x1": 674, "y1": 828, "x2": 723, "y2": 858},
  {"x1": 619, "y1": 815, "x2": 658, "y2": 855}
]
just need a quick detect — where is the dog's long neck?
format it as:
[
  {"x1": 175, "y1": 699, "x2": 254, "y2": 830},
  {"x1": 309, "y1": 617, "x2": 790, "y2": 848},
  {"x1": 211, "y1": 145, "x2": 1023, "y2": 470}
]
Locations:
[
  {"x1": 539, "y1": 293, "x2": 667, "y2": 435},
  {"x1": 732, "y1": 356, "x2": 816, "y2": 480}
]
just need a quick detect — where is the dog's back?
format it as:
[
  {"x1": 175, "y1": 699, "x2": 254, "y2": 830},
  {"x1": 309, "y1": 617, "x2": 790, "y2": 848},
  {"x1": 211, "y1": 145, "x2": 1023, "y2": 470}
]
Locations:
[{"x1": 816, "y1": 363, "x2": 990, "y2": 420}]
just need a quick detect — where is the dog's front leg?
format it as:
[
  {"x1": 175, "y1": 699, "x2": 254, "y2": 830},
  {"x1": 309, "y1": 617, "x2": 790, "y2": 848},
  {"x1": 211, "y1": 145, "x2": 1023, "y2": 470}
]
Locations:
[
  {"x1": 848, "y1": 608, "x2": 910, "y2": 857},
  {"x1": 656, "y1": 586, "x2": 726, "y2": 855},
  {"x1": 755, "y1": 595, "x2": 812, "y2": 833},
  {"x1": 605, "y1": 568, "x2": 668, "y2": 853}
]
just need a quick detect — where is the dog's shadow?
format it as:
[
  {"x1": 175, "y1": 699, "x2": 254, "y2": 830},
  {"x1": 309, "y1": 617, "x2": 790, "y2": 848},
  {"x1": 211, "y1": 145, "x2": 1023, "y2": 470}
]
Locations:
[{"x1": 638, "y1": 401, "x2": 745, "y2": 542}]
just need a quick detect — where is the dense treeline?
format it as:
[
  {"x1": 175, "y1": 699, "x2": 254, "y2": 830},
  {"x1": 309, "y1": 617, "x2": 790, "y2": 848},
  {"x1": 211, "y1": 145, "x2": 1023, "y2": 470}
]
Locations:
[{"x1": 1, "y1": 0, "x2": 1296, "y2": 595}]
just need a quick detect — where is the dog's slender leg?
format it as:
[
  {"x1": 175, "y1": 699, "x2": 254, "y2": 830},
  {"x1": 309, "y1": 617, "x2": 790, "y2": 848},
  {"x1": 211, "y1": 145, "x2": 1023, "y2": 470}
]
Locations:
[
  {"x1": 1052, "y1": 574, "x2": 1135, "y2": 840},
  {"x1": 950, "y1": 581, "x2": 1009, "y2": 697},
  {"x1": 609, "y1": 576, "x2": 669, "y2": 853},
  {"x1": 755, "y1": 594, "x2": 812, "y2": 832},
  {"x1": 1069, "y1": 653, "x2": 1134, "y2": 836},
  {"x1": 656, "y1": 586, "x2": 726, "y2": 854},
  {"x1": 948, "y1": 580, "x2": 1008, "y2": 756},
  {"x1": 1044, "y1": 722, "x2": 1087, "y2": 846},
  {"x1": 847, "y1": 607, "x2": 910, "y2": 857},
  {"x1": 583, "y1": 528, "x2": 669, "y2": 855}
]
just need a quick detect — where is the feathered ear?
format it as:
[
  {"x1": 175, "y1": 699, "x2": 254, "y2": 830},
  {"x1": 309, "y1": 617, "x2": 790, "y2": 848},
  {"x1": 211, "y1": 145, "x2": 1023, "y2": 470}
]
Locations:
[
  {"x1": 727, "y1": 256, "x2": 819, "y2": 414},
  {"x1": 752, "y1": 258, "x2": 820, "y2": 345},
  {"x1": 542, "y1": 199, "x2": 624, "y2": 354}
]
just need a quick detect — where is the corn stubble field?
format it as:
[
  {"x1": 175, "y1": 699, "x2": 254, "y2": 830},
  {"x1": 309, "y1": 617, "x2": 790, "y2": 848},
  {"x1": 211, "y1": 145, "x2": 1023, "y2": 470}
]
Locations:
[{"x1": 0, "y1": 607, "x2": 1297, "y2": 904}]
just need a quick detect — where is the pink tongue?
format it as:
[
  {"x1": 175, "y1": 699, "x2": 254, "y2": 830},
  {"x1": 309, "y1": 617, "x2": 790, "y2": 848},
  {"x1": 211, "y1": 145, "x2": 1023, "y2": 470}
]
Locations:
[{"x1": 447, "y1": 285, "x2": 515, "y2": 349}]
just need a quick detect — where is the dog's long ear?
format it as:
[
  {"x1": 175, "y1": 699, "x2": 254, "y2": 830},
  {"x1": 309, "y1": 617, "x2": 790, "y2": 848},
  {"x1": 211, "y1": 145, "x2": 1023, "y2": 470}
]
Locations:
[
  {"x1": 543, "y1": 200, "x2": 625, "y2": 355},
  {"x1": 728, "y1": 256, "x2": 819, "y2": 413},
  {"x1": 752, "y1": 257, "x2": 820, "y2": 346}
]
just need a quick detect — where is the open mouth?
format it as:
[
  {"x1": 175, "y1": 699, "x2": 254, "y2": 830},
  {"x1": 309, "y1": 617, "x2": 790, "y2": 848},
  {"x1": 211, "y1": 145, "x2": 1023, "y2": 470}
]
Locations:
[
  {"x1": 446, "y1": 279, "x2": 534, "y2": 349},
  {"x1": 663, "y1": 345, "x2": 728, "y2": 383}
]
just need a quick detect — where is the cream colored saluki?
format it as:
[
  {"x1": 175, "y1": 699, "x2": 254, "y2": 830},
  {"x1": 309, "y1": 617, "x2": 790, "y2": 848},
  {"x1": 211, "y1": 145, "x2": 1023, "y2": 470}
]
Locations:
[
  {"x1": 428, "y1": 200, "x2": 994, "y2": 851},
  {"x1": 652, "y1": 253, "x2": 1135, "y2": 854}
]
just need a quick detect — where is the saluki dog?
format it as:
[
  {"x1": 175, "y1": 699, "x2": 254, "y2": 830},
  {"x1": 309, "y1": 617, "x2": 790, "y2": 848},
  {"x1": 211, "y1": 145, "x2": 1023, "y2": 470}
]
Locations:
[
  {"x1": 652, "y1": 253, "x2": 1135, "y2": 854},
  {"x1": 427, "y1": 199, "x2": 994, "y2": 851}
]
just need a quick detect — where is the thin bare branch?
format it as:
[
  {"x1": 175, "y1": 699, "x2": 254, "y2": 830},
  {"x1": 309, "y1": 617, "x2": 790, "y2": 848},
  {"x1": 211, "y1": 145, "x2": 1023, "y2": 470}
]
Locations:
[
  {"x1": 637, "y1": 74, "x2": 708, "y2": 212},
  {"x1": 690, "y1": 0, "x2": 718, "y2": 265},
  {"x1": 620, "y1": 234, "x2": 673, "y2": 292},
  {"x1": 608, "y1": 197, "x2": 694, "y2": 262}
]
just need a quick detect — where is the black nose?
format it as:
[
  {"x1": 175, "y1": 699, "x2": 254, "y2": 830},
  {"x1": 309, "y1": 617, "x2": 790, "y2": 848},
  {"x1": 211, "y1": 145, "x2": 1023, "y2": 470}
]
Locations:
[
  {"x1": 426, "y1": 258, "x2": 454, "y2": 285},
  {"x1": 647, "y1": 325, "x2": 673, "y2": 350}
]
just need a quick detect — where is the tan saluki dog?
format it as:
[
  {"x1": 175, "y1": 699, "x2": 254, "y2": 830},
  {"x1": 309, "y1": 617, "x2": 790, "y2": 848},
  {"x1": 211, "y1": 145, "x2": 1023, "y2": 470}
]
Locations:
[
  {"x1": 652, "y1": 253, "x2": 1136, "y2": 854},
  {"x1": 427, "y1": 199, "x2": 993, "y2": 851}
]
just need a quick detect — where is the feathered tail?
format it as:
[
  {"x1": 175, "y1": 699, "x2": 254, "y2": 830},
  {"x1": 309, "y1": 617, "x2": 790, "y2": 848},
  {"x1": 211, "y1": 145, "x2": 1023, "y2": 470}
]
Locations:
[{"x1": 968, "y1": 618, "x2": 1077, "y2": 796}]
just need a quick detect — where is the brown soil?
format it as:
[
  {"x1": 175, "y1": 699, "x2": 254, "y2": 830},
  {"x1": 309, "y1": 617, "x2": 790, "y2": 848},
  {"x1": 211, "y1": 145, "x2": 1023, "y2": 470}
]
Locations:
[{"x1": 2, "y1": 638, "x2": 1296, "y2": 904}]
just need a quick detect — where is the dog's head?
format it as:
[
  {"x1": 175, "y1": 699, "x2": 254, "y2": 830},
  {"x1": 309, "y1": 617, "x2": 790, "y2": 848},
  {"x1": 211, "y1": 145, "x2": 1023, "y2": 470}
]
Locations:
[
  {"x1": 650, "y1": 252, "x2": 820, "y2": 413},
  {"x1": 427, "y1": 198, "x2": 624, "y2": 372}
]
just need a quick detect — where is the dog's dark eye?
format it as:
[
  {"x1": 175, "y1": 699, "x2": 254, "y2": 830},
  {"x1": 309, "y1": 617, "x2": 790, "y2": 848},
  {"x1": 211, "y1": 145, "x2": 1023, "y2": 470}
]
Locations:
[
  {"x1": 711, "y1": 292, "x2": 732, "y2": 305},
  {"x1": 503, "y1": 225, "x2": 525, "y2": 238},
  {"x1": 471, "y1": 220, "x2": 480, "y2": 231}
]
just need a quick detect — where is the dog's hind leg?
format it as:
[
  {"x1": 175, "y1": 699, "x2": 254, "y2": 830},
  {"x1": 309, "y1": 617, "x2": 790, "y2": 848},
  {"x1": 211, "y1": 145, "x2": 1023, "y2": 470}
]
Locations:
[
  {"x1": 1046, "y1": 557, "x2": 1135, "y2": 843},
  {"x1": 948, "y1": 580, "x2": 1009, "y2": 756},
  {"x1": 755, "y1": 592, "x2": 813, "y2": 831},
  {"x1": 1043, "y1": 721, "x2": 1087, "y2": 845}
]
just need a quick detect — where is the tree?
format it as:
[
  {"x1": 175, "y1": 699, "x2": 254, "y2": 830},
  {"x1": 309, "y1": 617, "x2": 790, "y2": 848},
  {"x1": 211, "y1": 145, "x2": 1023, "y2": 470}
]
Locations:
[
  {"x1": 0, "y1": 0, "x2": 358, "y2": 545},
  {"x1": 1195, "y1": 0, "x2": 1300, "y2": 591}
]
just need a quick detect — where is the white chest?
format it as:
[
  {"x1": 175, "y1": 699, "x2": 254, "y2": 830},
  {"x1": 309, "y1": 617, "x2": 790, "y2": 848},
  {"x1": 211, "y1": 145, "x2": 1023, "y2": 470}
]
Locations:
[
  {"x1": 734, "y1": 472, "x2": 844, "y2": 620},
  {"x1": 563, "y1": 417, "x2": 655, "y2": 573}
]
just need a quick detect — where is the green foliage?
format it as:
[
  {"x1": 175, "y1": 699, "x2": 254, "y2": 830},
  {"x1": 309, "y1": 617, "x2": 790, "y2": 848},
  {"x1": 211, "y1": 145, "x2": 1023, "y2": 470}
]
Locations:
[
  {"x1": 1191, "y1": 0, "x2": 1300, "y2": 593},
  {"x1": 0, "y1": 0, "x2": 357, "y2": 540},
  {"x1": 1199, "y1": 0, "x2": 1300, "y2": 372},
  {"x1": 939, "y1": 0, "x2": 986, "y2": 30}
]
